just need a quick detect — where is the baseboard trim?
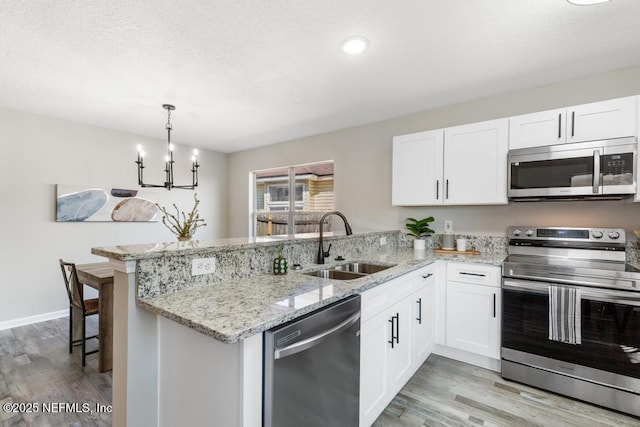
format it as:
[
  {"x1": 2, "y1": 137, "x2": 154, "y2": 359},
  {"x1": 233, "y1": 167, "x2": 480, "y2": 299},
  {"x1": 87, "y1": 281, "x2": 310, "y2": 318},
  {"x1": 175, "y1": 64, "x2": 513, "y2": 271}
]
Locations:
[
  {"x1": 0, "y1": 309, "x2": 68, "y2": 331},
  {"x1": 433, "y1": 344, "x2": 501, "y2": 372}
]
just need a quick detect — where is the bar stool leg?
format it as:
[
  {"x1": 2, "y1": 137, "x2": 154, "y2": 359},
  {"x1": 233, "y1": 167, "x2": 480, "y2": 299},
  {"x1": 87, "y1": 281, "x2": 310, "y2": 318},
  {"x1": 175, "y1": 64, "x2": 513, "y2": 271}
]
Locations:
[
  {"x1": 69, "y1": 306, "x2": 73, "y2": 354},
  {"x1": 82, "y1": 314, "x2": 86, "y2": 367}
]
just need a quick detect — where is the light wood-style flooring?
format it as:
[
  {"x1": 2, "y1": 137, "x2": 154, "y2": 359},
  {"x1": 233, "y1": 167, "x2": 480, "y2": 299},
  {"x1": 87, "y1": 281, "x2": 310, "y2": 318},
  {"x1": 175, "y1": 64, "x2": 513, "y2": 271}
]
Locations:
[
  {"x1": 375, "y1": 354, "x2": 640, "y2": 427},
  {"x1": 1, "y1": 318, "x2": 639, "y2": 426}
]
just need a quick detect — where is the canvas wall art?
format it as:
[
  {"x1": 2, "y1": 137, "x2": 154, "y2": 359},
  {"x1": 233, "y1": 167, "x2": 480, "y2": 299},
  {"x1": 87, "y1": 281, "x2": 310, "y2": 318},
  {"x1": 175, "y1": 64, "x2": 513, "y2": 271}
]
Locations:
[{"x1": 56, "y1": 184, "x2": 160, "y2": 222}]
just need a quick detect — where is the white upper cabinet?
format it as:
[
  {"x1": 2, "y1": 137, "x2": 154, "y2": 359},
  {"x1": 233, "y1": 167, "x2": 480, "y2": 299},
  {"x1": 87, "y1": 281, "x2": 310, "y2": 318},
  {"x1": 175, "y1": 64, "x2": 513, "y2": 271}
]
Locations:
[
  {"x1": 508, "y1": 108, "x2": 566, "y2": 150},
  {"x1": 392, "y1": 129, "x2": 444, "y2": 206},
  {"x1": 509, "y1": 96, "x2": 638, "y2": 149},
  {"x1": 443, "y1": 118, "x2": 509, "y2": 205},
  {"x1": 568, "y1": 96, "x2": 638, "y2": 143},
  {"x1": 392, "y1": 119, "x2": 508, "y2": 206}
]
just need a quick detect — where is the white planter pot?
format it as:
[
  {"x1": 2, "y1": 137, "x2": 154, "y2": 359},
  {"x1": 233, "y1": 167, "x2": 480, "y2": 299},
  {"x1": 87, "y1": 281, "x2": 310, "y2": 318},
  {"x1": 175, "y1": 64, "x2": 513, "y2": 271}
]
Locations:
[{"x1": 413, "y1": 238, "x2": 426, "y2": 250}]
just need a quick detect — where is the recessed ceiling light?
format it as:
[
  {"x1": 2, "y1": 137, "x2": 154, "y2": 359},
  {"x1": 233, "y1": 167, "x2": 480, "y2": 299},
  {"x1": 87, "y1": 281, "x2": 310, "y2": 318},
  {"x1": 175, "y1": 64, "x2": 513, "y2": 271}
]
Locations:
[
  {"x1": 341, "y1": 36, "x2": 369, "y2": 55},
  {"x1": 567, "y1": 0, "x2": 611, "y2": 5}
]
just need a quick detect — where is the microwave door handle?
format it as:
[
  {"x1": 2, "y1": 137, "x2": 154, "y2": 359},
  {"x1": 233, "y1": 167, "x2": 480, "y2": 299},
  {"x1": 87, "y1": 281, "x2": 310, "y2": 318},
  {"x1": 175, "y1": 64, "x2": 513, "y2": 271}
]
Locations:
[{"x1": 593, "y1": 149, "x2": 601, "y2": 194}]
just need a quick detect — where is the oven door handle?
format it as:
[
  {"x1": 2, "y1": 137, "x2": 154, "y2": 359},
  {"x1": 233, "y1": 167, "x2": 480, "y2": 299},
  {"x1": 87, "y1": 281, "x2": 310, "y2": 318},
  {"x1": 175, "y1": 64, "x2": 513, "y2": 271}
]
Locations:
[
  {"x1": 503, "y1": 279, "x2": 547, "y2": 293},
  {"x1": 503, "y1": 279, "x2": 640, "y2": 307},
  {"x1": 505, "y1": 270, "x2": 636, "y2": 290},
  {"x1": 582, "y1": 289, "x2": 640, "y2": 307}
]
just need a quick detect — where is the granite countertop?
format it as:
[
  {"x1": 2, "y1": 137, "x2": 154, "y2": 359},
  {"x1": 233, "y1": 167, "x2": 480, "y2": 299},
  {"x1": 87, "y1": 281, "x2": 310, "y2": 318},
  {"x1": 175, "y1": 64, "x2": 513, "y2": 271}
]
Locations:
[
  {"x1": 91, "y1": 231, "x2": 363, "y2": 261},
  {"x1": 138, "y1": 248, "x2": 506, "y2": 344}
]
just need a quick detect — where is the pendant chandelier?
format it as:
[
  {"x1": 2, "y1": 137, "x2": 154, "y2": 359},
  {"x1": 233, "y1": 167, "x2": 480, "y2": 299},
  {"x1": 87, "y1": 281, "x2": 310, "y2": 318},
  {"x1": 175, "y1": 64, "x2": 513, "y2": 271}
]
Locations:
[{"x1": 135, "y1": 104, "x2": 199, "y2": 190}]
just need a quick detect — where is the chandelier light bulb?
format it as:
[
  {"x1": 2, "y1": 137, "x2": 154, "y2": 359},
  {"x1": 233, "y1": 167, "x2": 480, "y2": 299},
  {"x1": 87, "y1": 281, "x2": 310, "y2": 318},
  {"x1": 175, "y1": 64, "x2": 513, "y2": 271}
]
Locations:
[
  {"x1": 169, "y1": 143, "x2": 175, "y2": 151},
  {"x1": 193, "y1": 149, "x2": 199, "y2": 156},
  {"x1": 140, "y1": 150, "x2": 146, "y2": 158},
  {"x1": 137, "y1": 144, "x2": 143, "y2": 152}
]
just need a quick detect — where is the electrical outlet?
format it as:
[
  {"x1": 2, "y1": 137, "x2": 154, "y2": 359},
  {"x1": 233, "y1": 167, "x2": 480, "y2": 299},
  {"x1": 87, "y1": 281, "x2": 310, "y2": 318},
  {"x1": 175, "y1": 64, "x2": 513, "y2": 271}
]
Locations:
[
  {"x1": 192, "y1": 257, "x2": 216, "y2": 276},
  {"x1": 380, "y1": 236, "x2": 387, "y2": 246},
  {"x1": 444, "y1": 220, "x2": 453, "y2": 232}
]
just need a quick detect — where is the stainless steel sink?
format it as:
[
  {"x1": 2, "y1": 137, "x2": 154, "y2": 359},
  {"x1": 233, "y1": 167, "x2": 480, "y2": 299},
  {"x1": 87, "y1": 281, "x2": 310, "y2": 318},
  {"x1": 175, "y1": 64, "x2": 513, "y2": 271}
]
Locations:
[
  {"x1": 304, "y1": 269, "x2": 366, "y2": 280},
  {"x1": 304, "y1": 262, "x2": 395, "y2": 280},
  {"x1": 333, "y1": 262, "x2": 393, "y2": 274}
]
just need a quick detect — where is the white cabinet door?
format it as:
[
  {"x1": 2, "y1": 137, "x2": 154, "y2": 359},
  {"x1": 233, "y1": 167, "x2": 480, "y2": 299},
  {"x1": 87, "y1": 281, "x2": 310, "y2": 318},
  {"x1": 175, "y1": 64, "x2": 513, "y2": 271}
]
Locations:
[
  {"x1": 412, "y1": 281, "x2": 435, "y2": 367},
  {"x1": 359, "y1": 296, "x2": 413, "y2": 427},
  {"x1": 386, "y1": 297, "x2": 414, "y2": 397},
  {"x1": 392, "y1": 129, "x2": 444, "y2": 205},
  {"x1": 568, "y1": 96, "x2": 638, "y2": 143},
  {"x1": 446, "y1": 281, "x2": 500, "y2": 359},
  {"x1": 443, "y1": 118, "x2": 509, "y2": 205},
  {"x1": 509, "y1": 108, "x2": 566, "y2": 150},
  {"x1": 359, "y1": 309, "x2": 390, "y2": 427}
]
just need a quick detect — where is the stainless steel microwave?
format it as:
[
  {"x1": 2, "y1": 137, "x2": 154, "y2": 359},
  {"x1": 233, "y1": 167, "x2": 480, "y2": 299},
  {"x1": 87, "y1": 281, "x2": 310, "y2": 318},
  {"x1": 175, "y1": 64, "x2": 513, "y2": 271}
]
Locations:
[{"x1": 508, "y1": 137, "x2": 637, "y2": 201}]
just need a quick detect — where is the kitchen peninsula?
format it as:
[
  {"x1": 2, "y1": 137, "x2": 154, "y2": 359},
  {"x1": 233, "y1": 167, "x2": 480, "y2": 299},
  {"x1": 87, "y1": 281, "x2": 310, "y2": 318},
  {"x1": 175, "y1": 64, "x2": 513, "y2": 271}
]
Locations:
[{"x1": 92, "y1": 231, "x2": 506, "y2": 427}]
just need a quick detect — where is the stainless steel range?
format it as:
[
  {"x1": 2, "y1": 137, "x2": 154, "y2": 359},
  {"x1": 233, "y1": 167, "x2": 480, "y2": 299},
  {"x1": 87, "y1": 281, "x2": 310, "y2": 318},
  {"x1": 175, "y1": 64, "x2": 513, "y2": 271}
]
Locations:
[{"x1": 501, "y1": 226, "x2": 640, "y2": 417}]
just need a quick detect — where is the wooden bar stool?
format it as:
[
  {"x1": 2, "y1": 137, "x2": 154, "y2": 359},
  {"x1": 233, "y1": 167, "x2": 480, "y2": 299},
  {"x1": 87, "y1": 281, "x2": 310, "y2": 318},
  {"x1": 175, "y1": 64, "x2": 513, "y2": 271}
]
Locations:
[{"x1": 59, "y1": 259, "x2": 99, "y2": 367}]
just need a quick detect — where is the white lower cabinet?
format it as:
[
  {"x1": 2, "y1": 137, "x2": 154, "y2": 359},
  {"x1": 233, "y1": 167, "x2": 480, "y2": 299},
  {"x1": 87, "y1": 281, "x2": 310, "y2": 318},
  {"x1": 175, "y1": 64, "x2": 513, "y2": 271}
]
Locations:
[
  {"x1": 359, "y1": 265, "x2": 436, "y2": 427},
  {"x1": 445, "y1": 263, "x2": 501, "y2": 359},
  {"x1": 359, "y1": 307, "x2": 391, "y2": 427},
  {"x1": 359, "y1": 262, "x2": 501, "y2": 426},
  {"x1": 412, "y1": 276, "x2": 436, "y2": 364},
  {"x1": 359, "y1": 297, "x2": 413, "y2": 426},
  {"x1": 359, "y1": 282, "x2": 413, "y2": 427}
]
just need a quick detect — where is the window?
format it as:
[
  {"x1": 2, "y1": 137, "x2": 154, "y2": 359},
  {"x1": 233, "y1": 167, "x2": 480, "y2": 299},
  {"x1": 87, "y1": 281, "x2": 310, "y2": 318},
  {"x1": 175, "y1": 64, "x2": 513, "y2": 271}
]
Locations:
[{"x1": 252, "y1": 161, "x2": 334, "y2": 236}]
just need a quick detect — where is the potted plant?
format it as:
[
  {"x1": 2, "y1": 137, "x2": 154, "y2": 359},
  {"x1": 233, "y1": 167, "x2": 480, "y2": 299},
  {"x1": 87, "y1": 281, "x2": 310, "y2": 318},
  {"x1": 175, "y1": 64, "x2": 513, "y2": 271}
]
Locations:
[
  {"x1": 156, "y1": 193, "x2": 207, "y2": 241},
  {"x1": 405, "y1": 216, "x2": 435, "y2": 250}
]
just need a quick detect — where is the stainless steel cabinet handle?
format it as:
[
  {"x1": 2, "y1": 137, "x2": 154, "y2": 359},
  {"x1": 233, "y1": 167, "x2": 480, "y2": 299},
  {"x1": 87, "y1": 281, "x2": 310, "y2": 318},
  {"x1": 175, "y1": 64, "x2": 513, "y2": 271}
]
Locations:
[
  {"x1": 395, "y1": 313, "x2": 400, "y2": 344},
  {"x1": 446, "y1": 179, "x2": 449, "y2": 199},
  {"x1": 416, "y1": 298, "x2": 422, "y2": 324},
  {"x1": 274, "y1": 311, "x2": 360, "y2": 359},
  {"x1": 422, "y1": 273, "x2": 434, "y2": 279},
  {"x1": 436, "y1": 180, "x2": 439, "y2": 200}
]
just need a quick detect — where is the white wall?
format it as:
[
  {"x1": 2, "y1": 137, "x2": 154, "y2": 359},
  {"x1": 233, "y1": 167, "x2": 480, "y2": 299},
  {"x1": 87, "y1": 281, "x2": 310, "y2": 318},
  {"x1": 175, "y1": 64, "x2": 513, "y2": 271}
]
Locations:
[
  {"x1": 0, "y1": 108, "x2": 228, "y2": 325},
  {"x1": 228, "y1": 65, "x2": 640, "y2": 238}
]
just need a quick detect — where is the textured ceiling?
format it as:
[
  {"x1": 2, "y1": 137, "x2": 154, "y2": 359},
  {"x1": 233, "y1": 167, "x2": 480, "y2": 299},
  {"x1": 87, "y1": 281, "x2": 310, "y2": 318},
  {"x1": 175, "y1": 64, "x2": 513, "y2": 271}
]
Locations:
[{"x1": 1, "y1": 0, "x2": 640, "y2": 153}]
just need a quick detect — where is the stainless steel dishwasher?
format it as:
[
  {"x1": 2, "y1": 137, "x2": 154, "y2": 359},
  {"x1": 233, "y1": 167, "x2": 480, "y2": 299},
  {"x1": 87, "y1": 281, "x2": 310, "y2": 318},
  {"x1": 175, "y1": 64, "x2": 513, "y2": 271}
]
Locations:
[{"x1": 263, "y1": 295, "x2": 361, "y2": 427}]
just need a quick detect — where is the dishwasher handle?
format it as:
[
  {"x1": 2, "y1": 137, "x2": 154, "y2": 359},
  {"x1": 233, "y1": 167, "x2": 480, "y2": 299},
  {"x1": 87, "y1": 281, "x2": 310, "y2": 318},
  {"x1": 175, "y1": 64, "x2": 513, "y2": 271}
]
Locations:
[{"x1": 274, "y1": 311, "x2": 360, "y2": 360}]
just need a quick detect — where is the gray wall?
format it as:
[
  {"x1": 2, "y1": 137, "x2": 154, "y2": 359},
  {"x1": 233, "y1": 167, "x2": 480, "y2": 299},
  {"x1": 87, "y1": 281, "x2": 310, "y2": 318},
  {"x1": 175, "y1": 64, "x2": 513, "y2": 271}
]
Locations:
[
  {"x1": 0, "y1": 108, "x2": 228, "y2": 325},
  {"x1": 228, "y1": 65, "x2": 640, "y2": 238}
]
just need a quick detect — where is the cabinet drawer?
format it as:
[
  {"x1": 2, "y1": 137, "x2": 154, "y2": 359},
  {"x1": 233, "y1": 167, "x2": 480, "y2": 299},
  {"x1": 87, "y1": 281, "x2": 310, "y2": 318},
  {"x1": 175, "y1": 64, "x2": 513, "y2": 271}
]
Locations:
[
  {"x1": 446, "y1": 262, "x2": 500, "y2": 288},
  {"x1": 361, "y1": 275, "x2": 413, "y2": 322},
  {"x1": 411, "y1": 264, "x2": 436, "y2": 292}
]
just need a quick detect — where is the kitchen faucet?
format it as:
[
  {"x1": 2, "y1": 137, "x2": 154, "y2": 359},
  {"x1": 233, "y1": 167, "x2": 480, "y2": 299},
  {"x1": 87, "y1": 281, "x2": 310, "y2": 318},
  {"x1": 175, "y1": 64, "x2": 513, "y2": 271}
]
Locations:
[{"x1": 317, "y1": 211, "x2": 353, "y2": 264}]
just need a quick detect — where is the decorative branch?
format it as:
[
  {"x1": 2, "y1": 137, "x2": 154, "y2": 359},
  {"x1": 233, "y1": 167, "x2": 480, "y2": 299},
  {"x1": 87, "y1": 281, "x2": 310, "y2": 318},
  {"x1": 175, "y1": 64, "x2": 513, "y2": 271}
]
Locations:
[{"x1": 156, "y1": 193, "x2": 207, "y2": 238}]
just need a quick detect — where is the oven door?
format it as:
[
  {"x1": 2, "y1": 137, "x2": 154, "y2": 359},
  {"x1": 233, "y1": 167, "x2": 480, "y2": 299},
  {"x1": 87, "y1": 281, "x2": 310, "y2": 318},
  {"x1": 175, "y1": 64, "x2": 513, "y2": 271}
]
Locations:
[{"x1": 502, "y1": 278, "x2": 640, "y2": 392}]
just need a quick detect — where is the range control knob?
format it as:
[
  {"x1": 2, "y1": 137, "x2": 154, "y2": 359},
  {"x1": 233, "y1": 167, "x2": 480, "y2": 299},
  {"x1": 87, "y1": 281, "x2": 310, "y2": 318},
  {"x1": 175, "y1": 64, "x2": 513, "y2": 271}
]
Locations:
[
  {"x1": 525, "y1": 229, "x2": 535, "y2": 237},
  {"x1": 512, "y1": 229, "x2": 522, "y2": 236},
  {"x1": 592, "y1": 230, "x2": 604, "y2": 239},
  {"x1": 608, "y1": 231, "x2": 621, "y2": 239}
]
